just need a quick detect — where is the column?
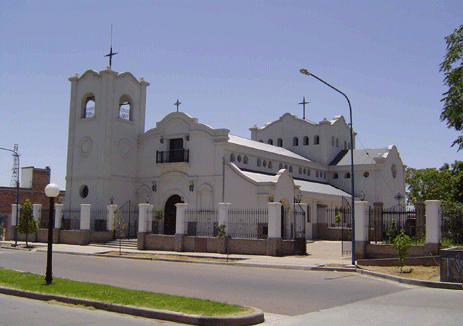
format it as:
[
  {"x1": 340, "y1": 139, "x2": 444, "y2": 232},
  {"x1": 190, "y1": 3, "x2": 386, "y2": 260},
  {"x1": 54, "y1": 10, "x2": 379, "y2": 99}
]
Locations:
[
  {"x1": 106, "y1": 204, "x2": 118, "y2": 231},
  {"x1": 80, "y1": 204, "x2": 91, "y2": 230},
  {"x1": 32, "y1": 204, "x2": 42, "y2": 224},
  {"x1": 55, "y1": 204, "x2": 64, "y2": 229},
  {"x1": 425, "y1": 200, "x2": 441, "y2": 255},
  {"x1": 138, "y1": 203, "x2": 152, "y2": 233},
  {"x1": 10, "y1": 204, "x2": 20, "y2": 227},
  {"x1": 175, "y1": 203, "x2": 189, "y2": 252},
  {"x1": 354, "y1": 200, "x2": 370, "y2": 260},
  {"x1": 267, "y1": 202, "x2": 282, "y2": 256}
]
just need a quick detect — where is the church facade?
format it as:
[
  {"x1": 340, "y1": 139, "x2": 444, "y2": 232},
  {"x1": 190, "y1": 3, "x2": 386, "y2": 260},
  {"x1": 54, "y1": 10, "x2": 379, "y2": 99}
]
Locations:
[{"x1": 64, "y1": 67, "x2": 405, "y2": 240}]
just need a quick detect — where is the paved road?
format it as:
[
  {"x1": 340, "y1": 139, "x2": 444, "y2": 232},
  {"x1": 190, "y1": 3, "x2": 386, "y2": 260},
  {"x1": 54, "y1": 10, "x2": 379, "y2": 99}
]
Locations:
[
  {"x1": 0, "y1": 249, "x2": 408, "y2": 316},
  {"x1": 0, "y1": 294, "x2": 180, "y2": 326}
]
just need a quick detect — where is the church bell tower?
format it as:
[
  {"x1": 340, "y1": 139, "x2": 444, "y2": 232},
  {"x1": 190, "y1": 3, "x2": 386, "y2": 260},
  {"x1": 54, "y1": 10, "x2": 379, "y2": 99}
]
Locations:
[{"x1": 65, "y1": 67, "x2": 150, "y2": 209}]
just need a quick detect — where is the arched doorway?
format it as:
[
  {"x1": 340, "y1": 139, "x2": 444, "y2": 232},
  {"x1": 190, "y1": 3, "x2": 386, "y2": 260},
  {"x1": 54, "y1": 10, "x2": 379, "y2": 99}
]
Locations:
[{"x1": 164, "y1": 195, "x2": 183, "y2": 235}]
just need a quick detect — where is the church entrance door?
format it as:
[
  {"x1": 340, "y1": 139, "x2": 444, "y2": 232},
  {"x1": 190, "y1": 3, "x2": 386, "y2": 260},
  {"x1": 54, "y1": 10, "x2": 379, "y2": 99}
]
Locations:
[{"x1": 164, "y1": 195, "x2": 183, "y2": 235}]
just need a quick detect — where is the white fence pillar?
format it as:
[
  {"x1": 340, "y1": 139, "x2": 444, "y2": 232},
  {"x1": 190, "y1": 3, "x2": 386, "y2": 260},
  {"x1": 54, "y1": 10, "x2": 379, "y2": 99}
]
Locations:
[
  {"x1": 55, "y1": 204, "x2": 63, "y2": 229},
  {"x1": 32, "y1": 204, "x2": 42, "y2": 222},
  {"x1": 354, "y1": 201, "x2": 370, "y2": 259},
  {"x1": 268, "y1": 202, "x2": 282, "y2": 238},
  {"x1": 80, "y1": 204, "x2": 91, "y2": 230},
  {"x1": 425, "y1": 200, "x2": 442, "y2": 245},
  {"x1": 138, "y1": 203, "x2": 152, "y2": 233},
  {"x1": 106, "y1": 204, "x2": 118, "y2": 231},
  {"x1": 175, "y1": 203, "x2": 189, "y2": 235},
  {"x1": 10, "y1": 204, "x2": 21, "y2": 226},
  {"x1": 218, "y1": 203, "x2": 231, "y2": 233}
]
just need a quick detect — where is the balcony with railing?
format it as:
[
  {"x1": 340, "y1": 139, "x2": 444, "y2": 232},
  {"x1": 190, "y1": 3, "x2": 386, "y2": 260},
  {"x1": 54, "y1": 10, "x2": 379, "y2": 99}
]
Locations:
[{"x1": 156, "y1": 149, "x2": 189, "y2": 164}]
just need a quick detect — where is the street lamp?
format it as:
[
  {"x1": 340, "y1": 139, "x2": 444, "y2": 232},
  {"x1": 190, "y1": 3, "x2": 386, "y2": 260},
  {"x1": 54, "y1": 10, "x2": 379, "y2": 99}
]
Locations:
[
  {"x1": 300, "y1": 68, "x2": 356, "y2": 265},
  {"x1": 0, "y1": 147, "x2": 20, "y2": 246},
  {"x1": 44, "y1": 183, "x2": 60, "y2": 284}
]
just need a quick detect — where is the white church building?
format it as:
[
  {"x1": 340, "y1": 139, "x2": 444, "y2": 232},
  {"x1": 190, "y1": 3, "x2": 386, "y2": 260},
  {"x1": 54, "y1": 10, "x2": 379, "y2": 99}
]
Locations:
[{"x1": 64, "y1": 67, "x2": 405, "y2": 247}]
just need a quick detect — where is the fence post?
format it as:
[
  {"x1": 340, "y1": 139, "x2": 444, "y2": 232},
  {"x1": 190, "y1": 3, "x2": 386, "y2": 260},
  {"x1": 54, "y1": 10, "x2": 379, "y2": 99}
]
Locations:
[
  {"x1": 32, "y1": 204, "x2": 42, "y2": 223},
  {"x1": 175, "y1": 203, "x2": 189, "y2": 252},
  {"x1": 425, "y1": 200, "x2": 441, "y2": 255},
  {"x1": 415, "y1": 202, "x2": 425, "y2": 239},
  {"x1": 7, "y1": 204, "x2": 21, "y2": 240},
  {"x1": 79, "y1": 204, "x2": 91, "y2": 245},
  {"x1": 55, "y1": 204, "x2": 63, "y2": 229},
  {"x1": 217, "y1": 203, "x2": 231, "y2": 254},
  {"x1": 137, "y1": 203, "x2": 151, "y2": 250},
  {"x1": 106, "y1": 204, "x2": 118, "y2": 231},
  {"x1": 267, "y1": 202, "x2": 282, "y2": 256},
  {"x1": 354, "y1": 201, "x2": 369, "y2": 260}
]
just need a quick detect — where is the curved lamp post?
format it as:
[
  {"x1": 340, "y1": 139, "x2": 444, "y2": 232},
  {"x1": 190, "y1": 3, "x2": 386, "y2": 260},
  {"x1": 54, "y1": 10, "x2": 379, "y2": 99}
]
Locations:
[
  {"x1": 0, "y1": 147, "x2": 20, "y2": 246},
  {"x1": 299, "y1": 68, "x2": 356, "y2": 265},
  {"x1": 44, "y1": 183, "x2": 60, "y2": 284}
]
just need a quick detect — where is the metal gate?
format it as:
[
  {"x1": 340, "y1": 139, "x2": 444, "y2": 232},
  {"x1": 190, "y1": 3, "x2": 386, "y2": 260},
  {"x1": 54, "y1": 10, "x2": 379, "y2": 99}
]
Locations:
[
  {"x1": 118, "y1": 200, "x2": 138, "y2": 238},
  {"x1": 340, "y1": 207, "x2": 352, "y2": 257},
  {"x1": 294, "y1": 205, "x2": 306, "y2": 255}
]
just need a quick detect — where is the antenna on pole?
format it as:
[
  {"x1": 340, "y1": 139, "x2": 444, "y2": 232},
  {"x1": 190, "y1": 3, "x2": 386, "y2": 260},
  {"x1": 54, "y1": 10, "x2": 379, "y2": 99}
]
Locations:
[
  {"x1": 105, "y1": 24, "x2": 118, "y2": 68},
  {"x1": 10, "y1": 144, "x2": 19, "y2": 187}
]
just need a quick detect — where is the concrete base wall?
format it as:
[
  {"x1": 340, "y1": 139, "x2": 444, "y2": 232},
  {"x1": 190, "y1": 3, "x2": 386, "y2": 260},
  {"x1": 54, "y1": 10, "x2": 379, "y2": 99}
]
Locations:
[
  {"x1": 365, "y1": 243, "x2": 439, "y2": 259},
  {"x1": 144, "y1": 234, "x2": 175, "y2": 251},
  {"x1": 357, "y1": 256, "x2": 440, "y2": 266},
  {"x1": 89, "y1": 231, "x2": 113, "y2": 243},
  {"x1": 60, "y1": 230, "x2": 90, "y2": 245}
]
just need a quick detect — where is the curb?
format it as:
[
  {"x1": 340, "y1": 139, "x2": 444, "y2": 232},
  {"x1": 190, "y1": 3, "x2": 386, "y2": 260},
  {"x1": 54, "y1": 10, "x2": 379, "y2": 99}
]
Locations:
[
  {"x1": 0, "y1": 286, "x2": 264, "y2": 326},
  {"x1": 357, "y1": 269, "x2": 463, "y2": 290}
]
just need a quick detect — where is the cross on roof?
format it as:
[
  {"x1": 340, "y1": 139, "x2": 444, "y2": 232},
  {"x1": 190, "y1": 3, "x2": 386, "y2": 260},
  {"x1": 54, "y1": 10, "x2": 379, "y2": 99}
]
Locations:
[
  {"x1": 174, "y1": 99, "x2": 181, "y2": 112},
  {"x1": 298, "y1": 96, "x2": 310, "y2": 120},
  {"x1": 105, "y1": 25, "x2": 118, "y2": 68}
]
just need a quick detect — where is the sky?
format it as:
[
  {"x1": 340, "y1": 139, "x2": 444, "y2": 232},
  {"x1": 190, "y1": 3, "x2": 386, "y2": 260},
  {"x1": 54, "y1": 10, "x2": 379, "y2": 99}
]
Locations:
[{"x1": 1, "y1": 0, "x2": 462, "y2": 190}]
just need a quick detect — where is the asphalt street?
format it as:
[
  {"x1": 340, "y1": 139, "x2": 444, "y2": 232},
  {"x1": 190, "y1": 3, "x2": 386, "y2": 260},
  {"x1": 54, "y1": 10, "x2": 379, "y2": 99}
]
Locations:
[{"x1": 0, "y1": 248, "x2": 408, "y2": 316}]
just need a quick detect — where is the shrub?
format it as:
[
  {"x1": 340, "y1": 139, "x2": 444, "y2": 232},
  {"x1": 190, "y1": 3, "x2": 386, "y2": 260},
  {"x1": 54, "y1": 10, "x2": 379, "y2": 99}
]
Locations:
[
  {"x1": 386, "y1": 218, "x2": 399, "y2": 244},
  {"x1": 393, "y1": 230, "x2": 411, "y2": 272}
]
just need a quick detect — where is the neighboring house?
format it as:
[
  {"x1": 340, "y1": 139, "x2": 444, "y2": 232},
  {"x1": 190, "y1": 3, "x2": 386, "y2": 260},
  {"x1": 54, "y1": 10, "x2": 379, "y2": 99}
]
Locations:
[
  {"x1": 1, "y1": 166, "x2": 65, "y2": 232},
  {"x1": 64, "y1": 67, "x2": 405, "y2": 240}
]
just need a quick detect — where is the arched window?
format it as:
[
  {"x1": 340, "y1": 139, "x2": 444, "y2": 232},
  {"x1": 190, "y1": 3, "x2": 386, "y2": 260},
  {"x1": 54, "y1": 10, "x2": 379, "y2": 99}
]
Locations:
[
  {"x1": 303, "y1": 168, "x2": 306, "y2": 175},
  {"x1": 230, "y1": 153, "x2": 235, "y2": 162},
  {"x1": 279, "y1": 163, "x2": 283, "y2": 169},
  {"x1": 314, "y1": 135, "x2": 320, "y2": 145},
  {"x1": 268, "y1": 161, "x2": 272, "y2": 169},
  {"x1": 268, "y1": 139, "x2": 273, "y2": 145},
  {"x1": 258, "y1": 140, "x2": 263, "y2": 143},
  {"x1": 243, "y1": 155, "x2": 248, "y2": 164},
  {"x1": 118, "y1": 95, "x2": 133, "y2": 121},
  {"x1": 277, "y1": 138, "x2": 283, "y2": 147},
  {"x1": 348, "y1": 142, "x2": 351, "y2": 149},
  {"x1": 263, "y1": 160, "x2": 267, "y2": 167},
  {"x1": 289, "y1": 166, "x2": 293, "y2": 173},
  {"x1": 293, "y1": 137, "x2": 298, "y2": 146},
  {"x1": 316, "y1": 171, "x2": 319, "y2": 178},
  {"x1": 237, "y1": 154, "x2": 242, "y2": 163},
  {"x1": 257, "y1": 158, "x2": 261, "y2": 167},
  {"x1": 307, "y1": 169, "x2": 311, "y2": 176},
  {"x1": 303, "y1": 136, "x2": 309, "y2": 146},
  {"x1": 82, "y1": 94, "x2": 95, "y2": 118},
  {"x1": 284, "y1": 164, "x2": 288, "y2": 169},
  {"x1": 345, "y1": 172, "x2": 351, "y2": 179},
  {"x1": 336, "y1": 138, "x2": 339, "y2": 147},
  {"x1": 299, "y1": 167, "x2": 302, "y2": 174},
  {"x1": 333, "y1": 173, "x2": 339, "y2": 179}
]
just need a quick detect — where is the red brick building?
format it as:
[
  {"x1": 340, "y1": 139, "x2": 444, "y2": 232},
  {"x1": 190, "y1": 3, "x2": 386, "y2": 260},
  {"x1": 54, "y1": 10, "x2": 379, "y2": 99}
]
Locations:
[{"x1": 0, "y1": 167, "x2": 65, "y2": 231}]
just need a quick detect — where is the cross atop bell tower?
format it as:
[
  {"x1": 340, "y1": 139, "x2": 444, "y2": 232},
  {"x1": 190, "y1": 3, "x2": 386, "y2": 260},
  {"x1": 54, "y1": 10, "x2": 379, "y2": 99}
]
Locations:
[{"x1": 105, "y1": 25, "x2": 118, "y2": 68}]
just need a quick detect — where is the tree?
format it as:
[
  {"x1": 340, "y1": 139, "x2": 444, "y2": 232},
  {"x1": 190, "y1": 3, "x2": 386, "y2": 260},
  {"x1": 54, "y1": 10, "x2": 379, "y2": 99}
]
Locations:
[
  {"x1": 393, "y1": 230, "x2": 411, "y2": 272},
  {"x1": 440, "y1": 24, "x2": 463, "y2": 151},
  {"x1": 17, "y1": 199, "x2": 38, "y2": 247},
  {"x1": 406, "y1": 161, "x2": 463, "y2": 204}
]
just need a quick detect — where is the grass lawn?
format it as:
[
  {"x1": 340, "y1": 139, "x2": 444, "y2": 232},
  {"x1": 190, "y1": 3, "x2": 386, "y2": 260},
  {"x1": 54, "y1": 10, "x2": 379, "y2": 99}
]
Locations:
[{"x1": 0, "y1": 268, "x2": 252, "y2": 316}]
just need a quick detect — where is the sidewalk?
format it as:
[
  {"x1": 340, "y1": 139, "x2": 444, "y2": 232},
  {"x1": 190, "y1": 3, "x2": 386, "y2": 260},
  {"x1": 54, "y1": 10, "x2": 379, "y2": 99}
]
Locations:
[{"x1": 1, "y1": 240, "x2": 353, "y2": 270}]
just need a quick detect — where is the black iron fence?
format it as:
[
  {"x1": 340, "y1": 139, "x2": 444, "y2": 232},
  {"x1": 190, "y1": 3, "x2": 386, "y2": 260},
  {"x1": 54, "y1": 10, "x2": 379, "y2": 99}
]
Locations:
[
  {"x1": 62, "y1": 209, "x2": 80, "y2": 230},
  {"x1": 90, "y1": 207, "x2": 107, "y2": 232},
  {"x1": 156, "y1": 149, "x2": 189, "y2": 163},
  {"x1": 368, "y1": 205, "x2": 424, "y2": 242},
  {"x1": 184, "y1": 210, "x2": 218, "y2": 236},
  {"x1": 228, "y1": 208, "x2": 268, "y2": 239}
]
